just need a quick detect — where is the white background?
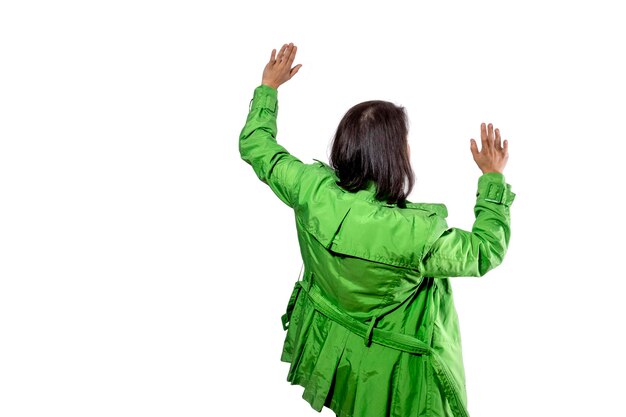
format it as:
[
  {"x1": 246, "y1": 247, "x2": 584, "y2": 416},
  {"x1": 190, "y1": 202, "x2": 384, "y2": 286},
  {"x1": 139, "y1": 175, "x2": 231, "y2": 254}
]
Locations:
[{"x1": 1, "y1": 1, "x2": 624, "y2": 416}]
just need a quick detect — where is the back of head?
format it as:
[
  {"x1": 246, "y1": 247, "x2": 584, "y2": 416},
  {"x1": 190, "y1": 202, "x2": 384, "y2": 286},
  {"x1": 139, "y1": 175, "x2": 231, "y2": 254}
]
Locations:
[{"x1": 329, "y1": 100, "x2": 415, "y2": 208}]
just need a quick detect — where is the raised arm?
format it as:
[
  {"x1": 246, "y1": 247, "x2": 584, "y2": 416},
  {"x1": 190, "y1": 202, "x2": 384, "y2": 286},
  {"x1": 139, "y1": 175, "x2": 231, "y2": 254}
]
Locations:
[
  {"x1": 239, "y1": 43, "x2": 306, "y2": 208},
  {"x1": 420, "y1": 172, "x2": 516, "y2": 277},
  {"x1": 419, "y1": 123, "x2": 516, "y2": 277}
]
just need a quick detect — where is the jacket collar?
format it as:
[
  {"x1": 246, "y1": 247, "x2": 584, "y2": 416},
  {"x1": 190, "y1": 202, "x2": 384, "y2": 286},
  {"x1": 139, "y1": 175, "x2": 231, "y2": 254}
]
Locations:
[
  {"x1": 364, "y1": 179, "x2": 377, "y2": 194},
  {"x1": 313, "y1": 159, "x2": 448, "y2": 216},
  {"x1": 312, "y1": 159, "x2": 395, "y2": 206},
  {"x1": 356, "y1": 180, "x2": 398, "y2": 206},
  {"x1": 353, "y1": 179, "x2": 377, "y2": 198}
]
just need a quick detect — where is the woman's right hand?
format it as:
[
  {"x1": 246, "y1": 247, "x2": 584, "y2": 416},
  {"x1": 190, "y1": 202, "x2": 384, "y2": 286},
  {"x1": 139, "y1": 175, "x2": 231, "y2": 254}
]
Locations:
[{"x1": 470, "y1": 122, "x2": 509, "y2": 174}]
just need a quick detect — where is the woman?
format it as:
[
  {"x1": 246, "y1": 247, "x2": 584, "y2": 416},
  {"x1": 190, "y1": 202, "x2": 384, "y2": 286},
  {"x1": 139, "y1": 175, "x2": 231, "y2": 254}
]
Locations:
[{"x1": 239, "y1": 43, "x2": 515, "y2": 417}]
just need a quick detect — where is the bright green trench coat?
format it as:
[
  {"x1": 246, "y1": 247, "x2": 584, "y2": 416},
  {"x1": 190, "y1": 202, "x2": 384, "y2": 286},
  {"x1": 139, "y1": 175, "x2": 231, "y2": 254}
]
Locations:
[{"x1": 239, "y1": 85, "x2": 516, "y2": 417}]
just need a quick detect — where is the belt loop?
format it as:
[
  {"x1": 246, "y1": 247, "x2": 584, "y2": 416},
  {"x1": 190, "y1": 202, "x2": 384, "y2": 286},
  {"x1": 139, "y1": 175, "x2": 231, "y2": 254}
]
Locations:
[
  {"x1": 297, "y1": 262, "x2": 304, "y2": 282},
  {"x1": 281, "y1": 280, "x2": 302, "y2": 331},
  {"x1": 364, "y1": 315, "x2": 378, "y2": 347},
  {"x1": 304, "y1": 270, "x2": 313, "y2": 292}
]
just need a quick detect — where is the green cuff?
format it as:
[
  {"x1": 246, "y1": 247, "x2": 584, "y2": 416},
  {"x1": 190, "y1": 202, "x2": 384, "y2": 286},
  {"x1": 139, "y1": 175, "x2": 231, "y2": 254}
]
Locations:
[
  {"x1": 476, "y1": 172, "x2": 516, "y2": 206},
  {"x1": 249, "y1": 84, "x2": 278, "y2": 113}
]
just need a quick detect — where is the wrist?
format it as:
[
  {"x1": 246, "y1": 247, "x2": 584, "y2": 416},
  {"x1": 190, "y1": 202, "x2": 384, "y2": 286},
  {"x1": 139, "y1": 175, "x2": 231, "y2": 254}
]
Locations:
[{"x1": 261, "y1": 81, "x2": 279, "y2": 90}]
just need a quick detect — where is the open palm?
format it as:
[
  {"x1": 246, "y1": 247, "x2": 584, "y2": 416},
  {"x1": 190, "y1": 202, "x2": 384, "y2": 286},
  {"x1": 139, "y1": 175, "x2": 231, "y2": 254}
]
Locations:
[{"x1": 261, "y1": 42, "x2": 303, "y2": 89}]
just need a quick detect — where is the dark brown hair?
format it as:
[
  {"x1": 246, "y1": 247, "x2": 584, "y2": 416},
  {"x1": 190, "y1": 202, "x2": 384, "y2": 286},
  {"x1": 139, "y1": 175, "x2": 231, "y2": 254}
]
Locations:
[{"x1": 329, "y1": 100, "x2": 414, "y2": 208}]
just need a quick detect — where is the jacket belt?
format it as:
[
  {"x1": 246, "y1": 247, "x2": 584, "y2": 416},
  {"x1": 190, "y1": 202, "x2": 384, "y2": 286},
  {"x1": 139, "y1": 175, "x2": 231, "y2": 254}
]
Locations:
[{"x1": 281, "y1": 278, "x2": 470, "y2": 417}]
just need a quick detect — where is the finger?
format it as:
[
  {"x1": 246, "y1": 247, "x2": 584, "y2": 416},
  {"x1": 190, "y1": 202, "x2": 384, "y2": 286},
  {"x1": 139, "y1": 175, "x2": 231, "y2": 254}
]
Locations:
[
  {"x1": 480, "y1": 123, "x2": 488, "y2": 150},
  {"x1": 282, "y1": 43, "x2": 294, "y2": 66},
  {"x1": 487, "y1": 123, "x2": 494, "y2": 148},
  {"x1": 269, "y1": 48, "x2": 276, "y2": 63},
  {"x1": 503, "y1": 139, "x2": 508, "y2": 154},
  {"x1": 290, "y1": 63, "x2": 302, "y2": 77},
  {"x1": 287, "y1": 44, "x2": 298, "y2": 64},
  {"x1": 495, "y1": 128, "x2": 502, "y2": 149},
  {"x1": 470, "y1": 138, "x2": 479, "y2": 157},
  {"x1": 277, "y1": 43, "x2": 288, "y2": 62}
]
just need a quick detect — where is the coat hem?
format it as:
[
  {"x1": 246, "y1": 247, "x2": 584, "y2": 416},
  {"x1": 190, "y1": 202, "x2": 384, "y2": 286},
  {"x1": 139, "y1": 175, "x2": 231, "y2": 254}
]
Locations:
[{"x1": 280, "y1": 358, "x2": 354, "y2": 417}]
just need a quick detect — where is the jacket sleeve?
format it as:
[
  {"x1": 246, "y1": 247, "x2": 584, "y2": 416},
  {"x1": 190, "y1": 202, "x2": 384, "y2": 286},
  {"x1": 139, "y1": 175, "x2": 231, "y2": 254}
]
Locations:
[
  {"x1": 419, "y1": 172, "x2": 516, "y2": 277},
  {"x1": 239, "y1": 84, "x2": 307, "y2": 208}
]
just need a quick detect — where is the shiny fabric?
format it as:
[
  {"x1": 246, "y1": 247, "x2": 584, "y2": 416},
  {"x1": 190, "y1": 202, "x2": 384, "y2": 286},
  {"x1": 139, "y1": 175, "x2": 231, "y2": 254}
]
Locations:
[{"x1": 239, "y1": 84, "x2": 516, "y2": 417}]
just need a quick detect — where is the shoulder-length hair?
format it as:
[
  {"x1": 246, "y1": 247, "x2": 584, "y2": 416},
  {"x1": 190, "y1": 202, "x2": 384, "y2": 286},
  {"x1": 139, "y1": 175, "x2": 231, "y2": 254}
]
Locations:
[{"x1": 329, "y1": 100, "x2": 415, "y2": 208}]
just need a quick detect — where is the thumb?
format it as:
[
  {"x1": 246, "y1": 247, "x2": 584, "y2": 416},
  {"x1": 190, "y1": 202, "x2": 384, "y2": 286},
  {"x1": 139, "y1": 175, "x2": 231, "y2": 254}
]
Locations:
[{"x1": 290, "y1": 64, "x2": 303, "y2": 77}]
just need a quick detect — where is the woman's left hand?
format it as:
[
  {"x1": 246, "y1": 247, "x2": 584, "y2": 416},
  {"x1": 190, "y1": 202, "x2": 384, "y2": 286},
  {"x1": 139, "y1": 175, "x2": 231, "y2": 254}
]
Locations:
[{"x1": 262, "y1": 42, "x2": 303, "y2": 89}]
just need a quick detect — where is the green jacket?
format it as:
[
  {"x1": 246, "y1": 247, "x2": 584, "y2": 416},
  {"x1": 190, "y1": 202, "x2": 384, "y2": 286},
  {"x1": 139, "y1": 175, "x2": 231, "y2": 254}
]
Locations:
[{"x1": 239, "y1": 84, "x2": 516, "y2": 417}]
